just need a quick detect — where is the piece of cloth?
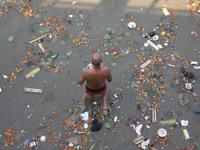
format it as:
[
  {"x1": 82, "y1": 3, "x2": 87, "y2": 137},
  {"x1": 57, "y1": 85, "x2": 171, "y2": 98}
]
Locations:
[
  {"x1": 91, "y1": 119, "x2": 102, "y2": 132},
  {"x1": 85, "y1": 83, "x2": 108, "y2": 96}
]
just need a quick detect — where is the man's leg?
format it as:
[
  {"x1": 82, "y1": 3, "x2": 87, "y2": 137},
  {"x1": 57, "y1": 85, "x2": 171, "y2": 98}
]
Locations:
[
  {"x1": 102, "y1": 88, "x2": 109, "y2": 110},
  {"x1": 82, "y1": 93, "x2": 94, "y2": 112},
  {"x1": 87, "y1": 94, "x2": 94, "y2": 103}
]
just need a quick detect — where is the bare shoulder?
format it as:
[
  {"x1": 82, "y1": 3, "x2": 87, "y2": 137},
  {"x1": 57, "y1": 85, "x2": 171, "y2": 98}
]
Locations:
[{"x1": 102, "y1": 66, "x2": 110, "y2": 71}]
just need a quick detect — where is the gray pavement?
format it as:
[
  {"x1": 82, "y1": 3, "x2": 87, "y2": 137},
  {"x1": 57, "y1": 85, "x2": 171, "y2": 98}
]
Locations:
[{"x1": 0, "y1": 0, "x2": 200, "y2": 150}]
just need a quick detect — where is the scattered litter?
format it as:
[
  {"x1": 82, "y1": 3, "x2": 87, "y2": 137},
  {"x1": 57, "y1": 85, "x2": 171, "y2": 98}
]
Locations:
[
  {"x1": 162, "y1": 8, "x2": 170, "y2": 16},
  {"x1": 181, "y1": 120, "x2": 189, "y2": 127},
  {"x1": 24, "y1": 87, "x2": 43, "y2": 93},
  {"x1": 179, "y1": 97, "x2": 190, "y2": 106},
  {"x1": 80, "y1": 112, "x2": 89, "y2": 121},
  {"x1": 158, "y1": 128, "x2": 167, "y2": 137},
  {"x1": 135, "y1": 124, "x2": 143, "y2": 136},
  {"x1": 160, "y1": 119, "x2": 176, "y2": 125},
  {"x1": 38, "y1": 42, "x2": 46, "y2": 53},
  {"x1": 25, "y1": 67, "x2": 40, "y2": 79},
  {"x1": 152, "y1": 107, "x2": 157, "y2": 123},
  {"x1": 141, "y1": 139, "x2": 150, "y2": 149},
  {"x1": 182, "y1": 128, "x2": 190, "y2": 140},
  {"x1": 24, "y1": 105, "x2": 34, "y2": 119},
  {"x1": 140, "y1": 60, "x2": 151, "y2": 69},
  {"x1": 147, "y1": 40, "x2": 159, "y2": 51},
  {"x1": 133, "y1": 136, "x2": 145, "y2": 144},
  {"x1": 128, "y1": 22, "x2": 136, "y2": 29},
  {"x1": 40, "y1": 136, "x2": 46, "y2": 142}
]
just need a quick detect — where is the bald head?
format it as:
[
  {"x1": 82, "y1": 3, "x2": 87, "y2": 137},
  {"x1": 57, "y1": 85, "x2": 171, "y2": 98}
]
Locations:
[{"x1": 92, "y1": 53, "x2": 102, "y2": 66}]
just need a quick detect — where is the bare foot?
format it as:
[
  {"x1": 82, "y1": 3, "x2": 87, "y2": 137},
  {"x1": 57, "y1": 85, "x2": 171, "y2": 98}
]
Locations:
[
  {"x1": 103, "y1": 106, "x2": 111, "y2": 116},
  {"x1": 103, "y1": 105, "x2": 110, "y2": 110}
]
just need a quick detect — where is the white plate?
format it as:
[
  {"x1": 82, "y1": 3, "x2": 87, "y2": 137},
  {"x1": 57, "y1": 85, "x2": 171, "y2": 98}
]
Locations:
[
  {"x1": 144, "y1": 43, "x2": 148, "y2": 47},
  {"x1": 158, "y1": 128, "x2": 167, "y2": 137},
  {"x1": 153, "y1": 35, "x2": 159, "y2": 41},
  {"x1": 128, "y1": 22, "x2": 136, "y2": 29},
  {"x1": 157, "y1": 44, "x2": 163, "y2": 49},
  {"x1": 185, "y1": 83, "x2": 192, "y2": 89}
]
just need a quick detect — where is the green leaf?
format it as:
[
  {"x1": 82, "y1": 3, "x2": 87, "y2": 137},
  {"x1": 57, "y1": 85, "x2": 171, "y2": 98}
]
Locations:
[
  {"x1": 80, "y1": 30, "x2": 85, "y2": 35},
  {"x1": 111, "y1": 62, "x2": 117, "y2": 67},
  {"x1": 39, "y1": 27, "x2": 48, "y2": 34},
  {"x1": 107, "y1": 27, "x2": 112, "y2": 32},
  {"x1": 60, "y1": 41, "x2": 66, "y2": 46},
  {"x1": 40, "y1": 62, "x2": 47, "y2": 68},
  {"x1": 104, "y1": 34, "x2": 111, "y2": 40},
  {"x1": 131, "y1": 82, "x2": 137, "y2": 88},
  {"x1": 44, "y1": 92, "x2": 54, "y2": 101},
  {"x1": 66, "y1": 51, "x2": 73, "y2": 56},
  {"x1": 178, "y1": 93, "x2": 183, "y2": 100},
  {"x1": 34, "y1": 14, "x2": 41, "y2": 18},
  {"x1": 89, "y1": 142, "x2": 97, "y2": 150},
  {"x1": 8, "y1": 36, "x2": 14, "y2": 42},
  {"x1": 104, "y1": 122, "x2": 111, "y2": 129},
  {"x1": 86, "y1": 26, "x2": 93, "y2": 29},
  {"x1": 194, "y1": 102, "x2": 200, "y2": 106}
]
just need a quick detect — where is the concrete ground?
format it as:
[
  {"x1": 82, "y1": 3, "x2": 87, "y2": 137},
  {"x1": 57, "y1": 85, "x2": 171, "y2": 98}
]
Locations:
[{"x1": 0, "y1": 0, "x2": 200, "y2": 149}]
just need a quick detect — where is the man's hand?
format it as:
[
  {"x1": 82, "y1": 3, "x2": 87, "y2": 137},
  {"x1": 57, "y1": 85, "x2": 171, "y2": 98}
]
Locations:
[{"x1": 78, "y1": 70, "x2": 87, "y2": 85}]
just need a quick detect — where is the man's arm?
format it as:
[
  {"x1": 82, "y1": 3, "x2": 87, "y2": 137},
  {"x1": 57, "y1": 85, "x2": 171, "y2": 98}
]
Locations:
[
  {"x1": 107, "y1": 68, "x2": 112, "y2": 82},
  {"x1": 78, "y1": 71, "x2": 87, "y2": 85}
]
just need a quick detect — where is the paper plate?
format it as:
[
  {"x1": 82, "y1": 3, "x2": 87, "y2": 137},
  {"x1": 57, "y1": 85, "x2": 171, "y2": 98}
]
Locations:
[
  {"x1": 157, "y1": 44, "x2": 163, "y2": 49},
  {"x1": 153, "y1": 35, "x2": 159, "y2": 41},
  {"x1": 128, "y1": 22, "x2": 136, "y2": 29},
  {"x1": 185, "y1": 83, "x2": 192, "y2": 90},
  {"x1": 158, "y1": 128, "x2": 167, "y2": 137},
  {"x1": 144, "y1": 43, "x2": 148, "y2": 47}
]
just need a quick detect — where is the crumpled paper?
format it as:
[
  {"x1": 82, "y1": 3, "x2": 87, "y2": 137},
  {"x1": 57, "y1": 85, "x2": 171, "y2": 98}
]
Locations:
[
  {"x1": 80, "y1": 112, "x2": 89, "y2": 121},
  {"x1": 135, "y1": 124, "x2": 143, "y2": 136},
  {"x1": 141, "y1": 139, "x2": 150, "y2": 149}
]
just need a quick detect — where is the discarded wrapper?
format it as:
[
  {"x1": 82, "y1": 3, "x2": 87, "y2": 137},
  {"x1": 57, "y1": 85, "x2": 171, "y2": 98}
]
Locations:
[
  {"x1": 179, "y1": 97, "x2": 189, "y2": 106},
  {"x1": 182, "y1": 128, "x2": 190, "y2": 140},
  {"x1": 141, "y1": 139, "x2": 150, "y2": 149},
  {"x1": 80, "y1": 112, "x2": 89, "y2": 121},
  {"x1": 24, "y1": 87, "x2": 43, "y2": 93},
  {"x1": 135, "y1": 124, "x2": 143, "y2": 136},
  {"x1": 29, "y1": 141, "x2": 36, "y2": 147},
  {"x1": 40, "y1": 136, "x2": 46, "y2": 142},
  {"x1": 38, "y1": 43, "x2": 46, "y2": 53},
  {"x1": 162, "y1": 8, "x2": 170, "y2": 16},
  {"x1": 191, "y1": 61, "x2": 198, "y2": 65},
  {"x1": 152, "y1": 107, "x2": 157, "y2": 123},
  {"x1": 25, "y1": 67, "x2": 40, "y2": 79},
  {"x1": 193, "y1": 66, "x2": 200, "y2": 69},
  {"x1": 133, "y1": 136, "x2": 145, "y2": 144},
  {"x1": 150, "y1": 147, "x2": 158, "y2": 150},
  {"x1": 140, "y1": 60, "x2": 151, "y2": 69},
  {"x1": 160, "y1": 119, "x2": 176, "y2": 125},
  {"x1": 147, "y1": 40, "x2": 159, "y2": 51}
]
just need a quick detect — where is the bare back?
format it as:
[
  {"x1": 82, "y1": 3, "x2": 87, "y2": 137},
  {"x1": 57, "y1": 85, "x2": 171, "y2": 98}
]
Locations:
[{"x1": 85, "y1": 66, "x2": 111, "y2": 89}]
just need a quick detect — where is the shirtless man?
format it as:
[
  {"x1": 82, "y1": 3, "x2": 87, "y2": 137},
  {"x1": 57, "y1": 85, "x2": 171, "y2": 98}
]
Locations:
[{"x1": 78, "y1": 53, "x2": 112, "y2": 111}]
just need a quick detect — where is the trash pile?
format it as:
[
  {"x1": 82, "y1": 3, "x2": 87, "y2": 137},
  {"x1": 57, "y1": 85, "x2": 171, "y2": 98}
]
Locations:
[
  {"x1": 0, "y1": 1, "x2": 200, "y2": 150},
  {"x1": 187, "y1": 0, "x2": 200, "y2": 21},
  {"x1": 0, "y1": 0, "x2": 46, "y2": 19}
]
